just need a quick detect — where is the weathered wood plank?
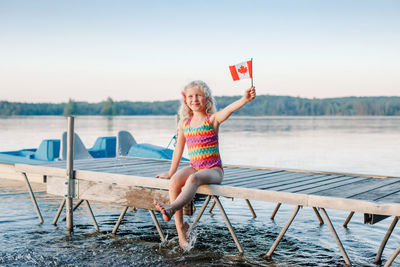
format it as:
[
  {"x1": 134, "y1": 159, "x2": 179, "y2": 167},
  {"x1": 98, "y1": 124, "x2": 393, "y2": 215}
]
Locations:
[
  {"x1": 295, "y1": 176, "x2": 366, "y2": 194},
  {"x1": 376, "y1": 191, "x2": 400, "y2": 204},
  {"x1": 236, "y1": 172, "x2": 324, "y2": 189},
  {"x1": 222, "y1": 170, "x2": 284, "y2": 182},
  {"x1": 313, "y1": 178, "x2": 400, "y2": 199},
  {"x1": 47, "y1": 176, "x2": 170, "y2": 210},
  {"x1": 271, "y1": 175, "x2": 348, "y2": 192},
  {"x1": 223, "y1": 163, "x2": 395, "y2": 179},
  {"x1": 349, "y1": 182, "x2": 400, "y2": 201},
  {"x1": 0, "y1": 163, "x2": 45, "y2": 183},
  {"x1": 225, "y1": 171, "x2": 312, "y2": 186}
]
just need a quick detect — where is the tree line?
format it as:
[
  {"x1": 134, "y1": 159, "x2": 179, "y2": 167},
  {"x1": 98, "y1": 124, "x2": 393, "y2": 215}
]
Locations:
[{"x1": 1, "y1": 95, "x2": 400, "y2": 116}]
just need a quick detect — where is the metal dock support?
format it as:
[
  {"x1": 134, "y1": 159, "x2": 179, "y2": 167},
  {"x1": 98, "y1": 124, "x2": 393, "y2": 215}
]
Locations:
[
  {"x1": 22, "y1": 172, "x2": 43, "y2": 224},
  {"x1": 52, "y1": 199, "x2": 66, "y2": 225},
  {"x1": 209, "y1": 198, "x2": 256, "y2": 218},
  {"x1": 385, "y1": 244, "x2": 400, "y2": 267},
  {"x1": 193, "y1": 195, "x2": 243, "y2": 254},
  {"x1": 85, "y1": 200, "x2": 99, "y2": 231},
  {"x1": 112, "y1": 206, "x2": 165, "y2": 241},
  {"x1": 375, "y1": 216, "x2": 399, "y2": 264},
  {"x1": 343, "y1": 211, "x2": 355, "y2": 228},
  {"x1": 149, "y1": 210, "x2": 165, "y2": 242},
  {"x1": 112, "y1": 206, "x2": 129, "y2": 234},
  {"x1": 319, "y1": 208, "x2": 351, "y2": 266},
  {"x1": 214, "y1": 196, "x2": 244, "y2": 254},
  {"x1": 266, "y1": 205, "x2": 300, "y2": 258}
]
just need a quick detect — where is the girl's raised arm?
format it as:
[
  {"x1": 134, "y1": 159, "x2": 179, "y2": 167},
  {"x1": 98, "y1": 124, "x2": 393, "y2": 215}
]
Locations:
[
  {"x1": 156, "y1": 121, "x2": 186, "y2": 178},
  {"x1": 211, "y1": 86, "x2": 256, "y2": 128}
]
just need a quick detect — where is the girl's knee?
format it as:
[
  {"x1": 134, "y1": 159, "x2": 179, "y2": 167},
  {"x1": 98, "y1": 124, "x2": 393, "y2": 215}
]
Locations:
[{"x1": 186, "y1": 174, "x2": 199, "y2": 186}]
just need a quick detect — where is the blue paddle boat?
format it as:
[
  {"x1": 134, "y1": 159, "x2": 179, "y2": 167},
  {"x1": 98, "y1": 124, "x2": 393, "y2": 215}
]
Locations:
[{"x1": 0, "y1": 131, "x2": 185, "y2": 165}]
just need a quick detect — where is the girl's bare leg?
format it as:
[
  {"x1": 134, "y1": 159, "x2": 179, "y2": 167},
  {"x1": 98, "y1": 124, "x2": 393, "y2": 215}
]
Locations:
[
  {"x1": 154, "y1": 167, "x2": 196, "y2": 248},
  {"x1": 173, "y1": 167, "x2": 223, "y2": 249},
  {"x1": 172, "y1": 167, "x2": 223, "y2": 211},
  {"x1": 155, "y1": 166, "x2": 224, "y2": 249}
]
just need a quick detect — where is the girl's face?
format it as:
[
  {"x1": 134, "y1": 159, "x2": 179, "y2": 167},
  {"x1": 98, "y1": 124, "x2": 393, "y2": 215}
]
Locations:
[{"x1": 185, "y1": 86, "x2": 207, "y2": 113}]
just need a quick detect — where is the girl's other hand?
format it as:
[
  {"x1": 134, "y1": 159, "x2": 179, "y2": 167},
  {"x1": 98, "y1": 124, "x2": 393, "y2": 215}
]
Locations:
[
  {"x1": 244, "y1": 86, "x2": 256, "y2": 102},
  {"x1": 156, "y1": 173, "x2": 170, "y2": 179}
]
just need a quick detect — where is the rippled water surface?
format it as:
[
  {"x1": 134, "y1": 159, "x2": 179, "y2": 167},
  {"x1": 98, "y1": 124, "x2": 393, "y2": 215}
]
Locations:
[{"x1": 1, "y1": 116, "x2": 400, "y2": 266}]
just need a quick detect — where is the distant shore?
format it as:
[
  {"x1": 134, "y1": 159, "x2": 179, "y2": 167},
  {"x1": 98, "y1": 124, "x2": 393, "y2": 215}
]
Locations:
[{"x1": 1, "y1": 95, "x2": 400, "y2": 116}]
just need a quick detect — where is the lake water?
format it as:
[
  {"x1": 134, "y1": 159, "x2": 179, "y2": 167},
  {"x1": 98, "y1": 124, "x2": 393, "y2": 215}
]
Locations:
[{"x1": 1, "y1": 115, "x2": 400, "y2": 266}]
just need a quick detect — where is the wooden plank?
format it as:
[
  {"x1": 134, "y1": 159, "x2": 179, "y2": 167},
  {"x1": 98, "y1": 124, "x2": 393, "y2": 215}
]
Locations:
[
  {"x1": 295, "y1": 176, "x2": 366, "y2": 194},
  {"x1": 349, "y1": 182, "x2": 400, "y2": 201},
  {"x1": 222, "y1": 170, "x2": 284, "y2": 182},
  {"x1": 376, "y1": 191, "x2": 400, "y2": 204},
  {"x1": 47, "y1": 176, "x2": 170, "y2": 210},
  {"x1": 314, "y1": 178, "x2": 400, "y2": 199},
  {"x1": 16, "y1": 164, "x2": 66, "y2": 177},
  {"x1": 0, "y1": 163, "x2": 45, "y2": 183},
  {"x1": 225, "y1": 171, "x2": 312, "y2": 186},
  {"x1": 223, "y1": 163, "x2": 396, "y2": 179},
  {"x1": 57, "y1": 159, "x2": 170, "y2": 171},
  {"x1": 223, "y1": 167, "x2": 270, "y2": 177},
  {"x1": 76, "y1": 159, "x2": 172, "y2": 170},
  {"x1": 271, "y1": 175, "x2": 348, "y2": 192},
  {"x1": 83, "y1": 164, "x2": 170, "y2": 175},
  {"x1": 235, "y1": 172, "x2": 325, "y2": 189}
]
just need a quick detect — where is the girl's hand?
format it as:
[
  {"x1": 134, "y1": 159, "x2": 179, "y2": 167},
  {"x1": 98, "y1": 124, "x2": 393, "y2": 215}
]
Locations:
[
  {"x1": 156, "y1": 173, "x2": 170, "y2": 179},
  {"x1": 244, "y1": 86, "x2": 256, "y2": 103}
]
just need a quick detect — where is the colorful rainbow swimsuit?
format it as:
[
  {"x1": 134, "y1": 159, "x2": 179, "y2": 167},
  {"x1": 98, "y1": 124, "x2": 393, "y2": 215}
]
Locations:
[{"x1": 183, "y1": 115, "x2": 223, "y2": 171}]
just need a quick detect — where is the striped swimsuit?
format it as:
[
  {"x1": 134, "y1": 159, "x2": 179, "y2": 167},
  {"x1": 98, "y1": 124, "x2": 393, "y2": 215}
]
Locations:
[{"x1": 183, "y1": 115, "x2": 222, "y2": 170}]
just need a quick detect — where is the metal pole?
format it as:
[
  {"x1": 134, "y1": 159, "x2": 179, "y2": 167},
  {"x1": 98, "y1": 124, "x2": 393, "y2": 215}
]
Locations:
[
  {"x1": 192, "y1": 195, "x2": 212, "y2": 227},
  {"x1": 53, "y1": 199, "x2": 66, "y2": 225},
  {"x1": 214, "y1": 196, "x2": 244, "y2": 254},
  {"x1": 312, "y1": 207, "x2": 324, "y2": 225},
  {"x1": 66, "y1": 116, "x2": 74, "y2": 234},
  {"x1": 62, "y1": 199, "x2": 84, "y2": 221},
  {"x1": 85, "y1": 200, "x2": 99, "y2": 231},
  {"x1": 385, "y1": 244, "x2": 400, "y2": 267},
  {"x1": 343, "y1": 211, "x2": 355, "y2": 228},
  {"x1": 22, "y1": 172, "x2": 44, "y2": 224},
  {"x1": 245, "y1": 199, "x2": 257, "y2": 218},
  {"x1": 375, "y1": 216, "x2": 399, "y2": 264},
  {"x1": 251, "y1": 58, "x2": 253, "y2": 87},
  {"x1": 112, "y1": 206, "x2": 129, "y2": 234},
  {"x1": 149, "y1": 210, "x2": 165, "y2": 241},
  {"x1": 266, "y1": 205, "x2": 300, "y2": 258},
  {"x1": 208, "y1": 199, "x2": 216, "y2": 213},
  {"x1": 270, "y1": 203, "x2": 281, "y2": 220},
  {"x1": 319, "y1": 208, "x2": 351, "y2": 266}
]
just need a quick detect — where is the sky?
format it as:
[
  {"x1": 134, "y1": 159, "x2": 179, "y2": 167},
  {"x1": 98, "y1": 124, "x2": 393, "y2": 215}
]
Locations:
[{"x1": 0, "y1": 0, "x2": 399, "y2": 103}]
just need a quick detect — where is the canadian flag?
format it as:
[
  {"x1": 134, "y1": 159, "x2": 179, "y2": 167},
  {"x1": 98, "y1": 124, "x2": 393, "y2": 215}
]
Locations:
[{"x1": 229, "y1": 60, "x2": 252, "y2": 81}]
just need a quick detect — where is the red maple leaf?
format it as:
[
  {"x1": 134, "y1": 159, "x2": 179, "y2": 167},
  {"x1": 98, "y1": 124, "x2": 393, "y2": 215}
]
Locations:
[{"x1": 237, "y1": 65, "x2": 247, "y2": 74}]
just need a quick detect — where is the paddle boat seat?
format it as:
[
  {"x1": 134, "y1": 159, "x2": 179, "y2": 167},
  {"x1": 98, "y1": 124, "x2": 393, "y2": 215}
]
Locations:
[
  {"x1": 88, "y1": 136, "x2": 116, "y2": 158},
  {"x1": 117, "y1": 130, "x2": 137, "y2": 156},
  {"x1": 34, "y1": 139, "x2": 61, "y2": 161},
  {"x1": 61, "y1": 132, "x2": 93, "y2": 160}
]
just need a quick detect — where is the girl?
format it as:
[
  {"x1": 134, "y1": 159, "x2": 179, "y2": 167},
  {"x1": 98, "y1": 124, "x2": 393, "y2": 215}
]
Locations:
[{"x1": 154, "y1": 80, "x2": 256, "y2": 250}]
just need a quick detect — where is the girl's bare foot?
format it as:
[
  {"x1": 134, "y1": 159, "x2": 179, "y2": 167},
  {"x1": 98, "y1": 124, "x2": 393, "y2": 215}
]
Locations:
[
  {"x1": 154, "y1": 201, "x2": 174, "y2": 221},
  {"x1": 178, "y1": 222, "x2": 190, "y2": 250}
]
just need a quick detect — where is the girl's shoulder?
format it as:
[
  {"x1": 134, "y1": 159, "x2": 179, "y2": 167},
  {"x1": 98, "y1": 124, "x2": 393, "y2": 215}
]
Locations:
[
  {"x1": 208, "y1": 113, "x2": 216, "y2": 123},
  {"x1": 207, "y1": 113, "x2": 219, "y2": 131},
  {"x1": 180, "y1": 117, "x2": 192, "y2": 128}
]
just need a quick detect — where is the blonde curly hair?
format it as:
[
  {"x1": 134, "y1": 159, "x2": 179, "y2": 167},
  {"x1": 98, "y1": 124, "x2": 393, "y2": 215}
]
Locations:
[{"x1": 178, "y1": 80, "x2": 217, "y2": 124}]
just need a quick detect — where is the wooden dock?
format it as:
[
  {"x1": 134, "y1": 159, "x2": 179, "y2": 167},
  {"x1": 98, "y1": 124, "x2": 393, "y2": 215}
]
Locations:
[{"x1": 14, "y1": 157, "x2": 400, "y2": 266}]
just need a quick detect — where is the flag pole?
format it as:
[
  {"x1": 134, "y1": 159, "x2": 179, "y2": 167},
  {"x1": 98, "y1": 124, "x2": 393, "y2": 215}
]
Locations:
[{"x1": 251, "y1": 58, "x2": 254, "y2": 87}]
